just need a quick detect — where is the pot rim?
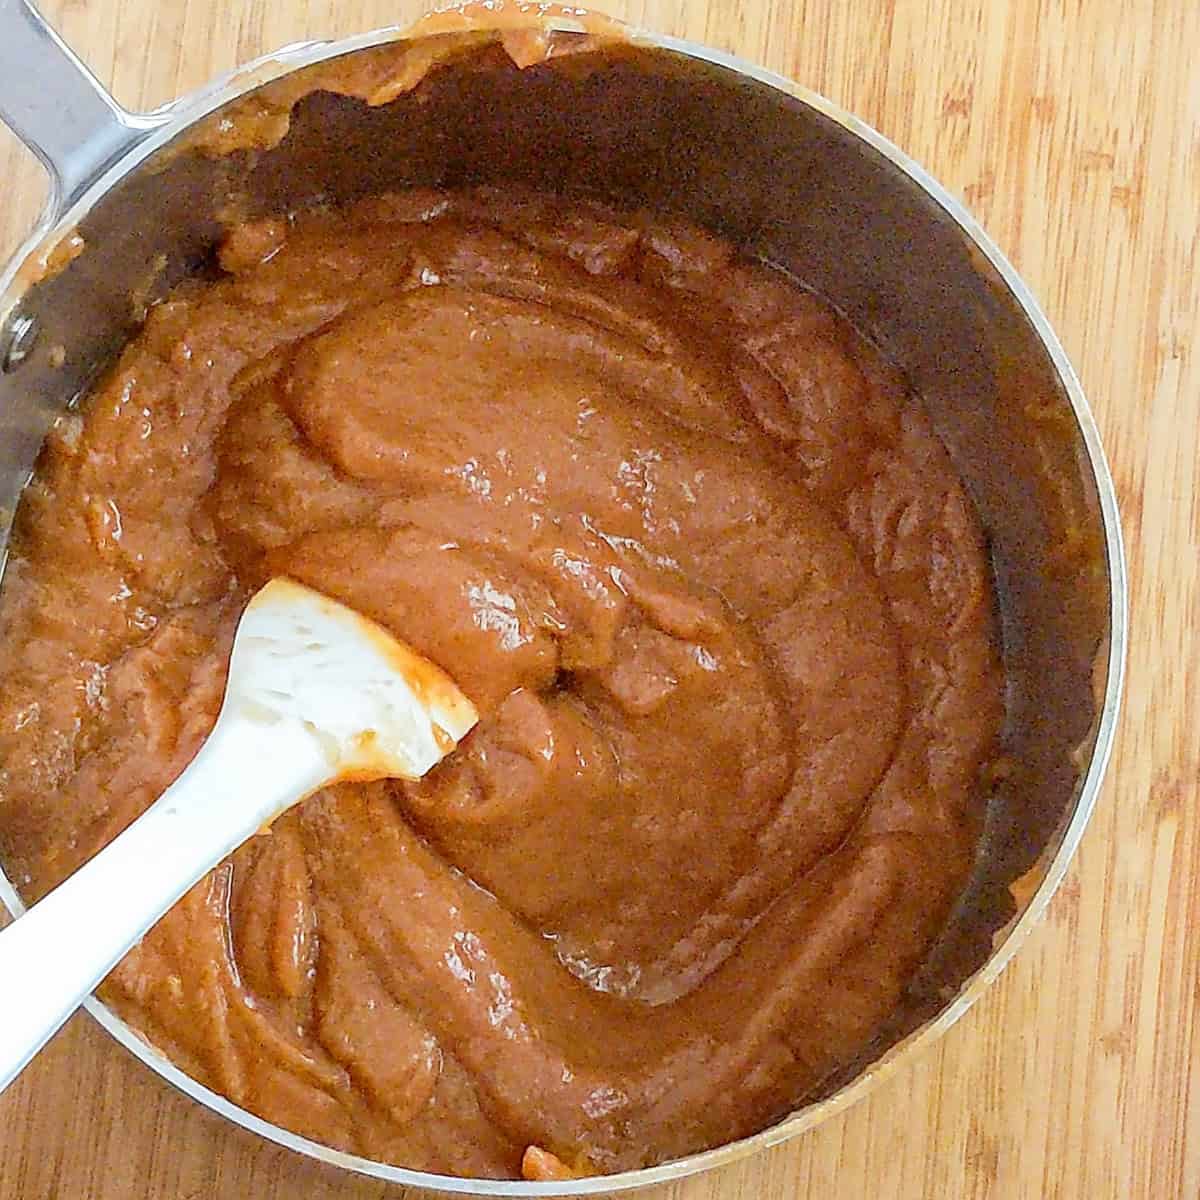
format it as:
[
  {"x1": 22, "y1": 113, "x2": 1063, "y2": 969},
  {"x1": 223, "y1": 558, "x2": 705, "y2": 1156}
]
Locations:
[{"x1": 0, "y1": 20, "x2": 1127, "y2": 1196}]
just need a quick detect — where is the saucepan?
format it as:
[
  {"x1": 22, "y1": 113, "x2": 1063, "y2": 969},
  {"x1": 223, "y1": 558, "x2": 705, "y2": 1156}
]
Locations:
[{"x1": 0, "y1": 0, "x2": 1126, "y2": 1193}]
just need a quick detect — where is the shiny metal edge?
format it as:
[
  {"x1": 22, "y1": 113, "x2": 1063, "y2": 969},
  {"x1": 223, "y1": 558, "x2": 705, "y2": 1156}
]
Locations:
[{"x1": 0, "y1": 24, "x2": 1127, "y2": 1197}]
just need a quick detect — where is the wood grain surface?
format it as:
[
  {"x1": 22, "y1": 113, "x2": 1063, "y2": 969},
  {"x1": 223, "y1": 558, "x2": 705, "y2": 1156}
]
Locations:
[{"x1": 1, "y1": 1, "x2": 1196, "y2": 1197}]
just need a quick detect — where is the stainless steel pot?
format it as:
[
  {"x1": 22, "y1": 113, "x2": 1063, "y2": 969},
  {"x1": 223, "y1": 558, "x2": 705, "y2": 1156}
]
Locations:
[{"x1": 0, "y1": 1, "x2": 1126, "y2": 1193}]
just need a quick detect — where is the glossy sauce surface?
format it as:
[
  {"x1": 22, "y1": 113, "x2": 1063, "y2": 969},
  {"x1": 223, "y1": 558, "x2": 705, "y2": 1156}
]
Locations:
[{"x1": 0, "y1": 188, "x2": 1002, "y2": 1178}]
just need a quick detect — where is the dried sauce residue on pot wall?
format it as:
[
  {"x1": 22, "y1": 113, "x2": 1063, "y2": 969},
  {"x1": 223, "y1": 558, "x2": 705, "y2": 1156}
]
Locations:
[
  {"x1": 0, "y1": 186, "x2": 1003, "y2": 1178},
  {"x1": 177, "y1": 4, "x2": 627, "y2": 159}
]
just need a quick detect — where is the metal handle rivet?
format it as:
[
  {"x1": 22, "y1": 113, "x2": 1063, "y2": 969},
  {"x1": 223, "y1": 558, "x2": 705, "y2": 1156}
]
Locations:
[{"x1": 1, "y1": 314, "x2": 40, "y2": 374}]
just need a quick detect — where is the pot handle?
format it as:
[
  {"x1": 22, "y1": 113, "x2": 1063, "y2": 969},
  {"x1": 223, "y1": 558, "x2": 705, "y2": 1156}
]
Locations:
[{"x1": 0, "y1": 0, "x2": 164, "y2": 219}]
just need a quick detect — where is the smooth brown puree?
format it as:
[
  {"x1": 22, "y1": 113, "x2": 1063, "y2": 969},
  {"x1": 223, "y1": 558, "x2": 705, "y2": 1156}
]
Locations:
[{"x1": 0, "y1": 187, "x2": 1002, "y2": 1179}]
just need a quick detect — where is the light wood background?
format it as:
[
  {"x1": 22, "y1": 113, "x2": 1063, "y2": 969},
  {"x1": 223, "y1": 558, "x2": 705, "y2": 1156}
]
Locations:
[{"x1": 1, "y1": 1, "x2": 1196, "y2": 1197}]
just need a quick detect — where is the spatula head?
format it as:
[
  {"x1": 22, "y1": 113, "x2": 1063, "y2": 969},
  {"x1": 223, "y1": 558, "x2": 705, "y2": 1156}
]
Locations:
[{"x1": 226, "y1": 578, "x2": 478, "y2": 782}]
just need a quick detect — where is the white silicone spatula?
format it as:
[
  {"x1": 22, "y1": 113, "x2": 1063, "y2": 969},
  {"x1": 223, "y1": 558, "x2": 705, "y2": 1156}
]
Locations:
[{"x1": 0, "y1": 577, "x2": 478, "y2": 1094}]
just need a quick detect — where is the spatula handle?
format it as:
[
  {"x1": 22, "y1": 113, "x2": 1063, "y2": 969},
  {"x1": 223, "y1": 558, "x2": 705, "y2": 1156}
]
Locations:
[{"x1": 0, "y1": 715, "x2": 327, "y2": 1093}]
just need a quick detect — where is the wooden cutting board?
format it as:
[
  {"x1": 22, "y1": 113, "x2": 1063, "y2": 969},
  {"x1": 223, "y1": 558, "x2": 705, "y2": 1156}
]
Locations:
[{"x1": 1, "y1": 2, "x2": 1196, "y2": 1197}]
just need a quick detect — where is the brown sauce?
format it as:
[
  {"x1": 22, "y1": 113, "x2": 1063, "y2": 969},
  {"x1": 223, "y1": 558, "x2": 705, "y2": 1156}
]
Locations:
[{"x1": 0, "y1": 187, "x2": 1003, "y2": 1178}]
